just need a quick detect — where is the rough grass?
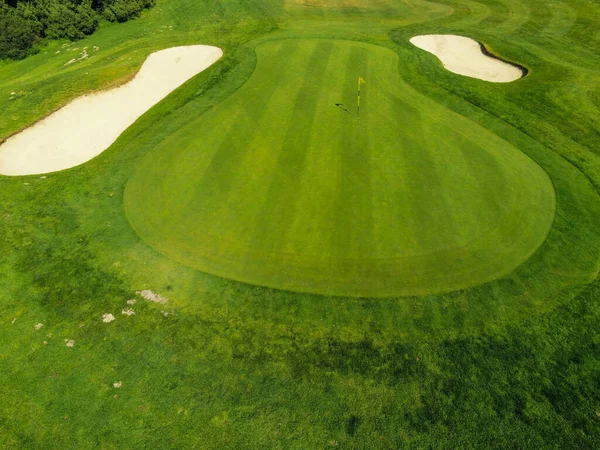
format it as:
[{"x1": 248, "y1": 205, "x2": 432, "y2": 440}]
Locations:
[{"x1": 1, "y1": 0, "x2": 600, "y2": 448}]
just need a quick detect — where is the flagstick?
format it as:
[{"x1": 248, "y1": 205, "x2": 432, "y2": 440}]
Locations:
[
  {"x1": 357, "y1": 77, "x2": 361, "y2": 118},
  {"x1": 357, "y1": 77, "x2": 365, "y2": 118}
]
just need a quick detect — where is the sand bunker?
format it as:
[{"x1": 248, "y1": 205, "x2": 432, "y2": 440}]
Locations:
[
  {"x1": 410, "y1": 35, "x2": 524, "y2": 82},
  {"x1": 0, "y1": 45, "x2": 223, "y2": 176}
]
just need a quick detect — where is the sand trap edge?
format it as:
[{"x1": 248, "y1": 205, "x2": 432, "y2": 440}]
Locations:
[
  {"x1": 410, "y1": 34, "x2": 527, "y2": 83},
  {"x1": 0, "y1": 45, "x2": 223, "y2": 177},
  {"x1": 477, "y1": 41, "x2": 528, "y2": 78}
]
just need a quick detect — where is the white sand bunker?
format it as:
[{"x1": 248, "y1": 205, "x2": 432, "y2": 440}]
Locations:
[
  {"x1": 0, "y1": 45, "x2": 223, "y2": 176},
  {"x1": 410, "y1": 35, "x2": 524, "y2": 83}
]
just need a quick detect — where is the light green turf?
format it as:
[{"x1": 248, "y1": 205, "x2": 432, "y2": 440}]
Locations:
[{"x1": 124, "y1": 38, "x2": 555, "y2": 297}]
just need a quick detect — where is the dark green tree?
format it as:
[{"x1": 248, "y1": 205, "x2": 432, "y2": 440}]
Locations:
[{"x1": 0, "y1": 1, "x2": 42, "y2": 59}]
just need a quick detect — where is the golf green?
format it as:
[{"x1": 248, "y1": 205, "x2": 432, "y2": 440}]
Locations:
[{"x1": 124, "y1": 38, "x2": 555, "y2": 297}]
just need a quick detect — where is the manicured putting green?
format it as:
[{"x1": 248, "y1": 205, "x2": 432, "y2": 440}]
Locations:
[{"x1": 124, "y1": 38, "x2": 556, "y2": 297}]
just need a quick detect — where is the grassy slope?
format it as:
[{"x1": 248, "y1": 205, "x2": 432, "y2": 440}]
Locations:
[
  {"x1": 124, "y1": 37, "x2": 555, "y2": 297},
  {"x1": 1, "y1": 0, "x2": 600, "y2": 448}
]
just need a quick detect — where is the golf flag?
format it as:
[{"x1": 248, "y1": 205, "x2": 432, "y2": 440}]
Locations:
[{"x1": 357, "y1": 77, "x2": 366, "y2": 117}]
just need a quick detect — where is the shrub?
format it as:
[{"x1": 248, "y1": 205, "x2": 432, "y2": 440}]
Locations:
[
  {"x1": 37, "y1": 0, "x2": 98, "y2": 40},
  {"x1": 102, "y1": 0, "x2": 155, "y2": 23},
  {"x1": 0, "y1": 2, "x2": 42, "y2": 59},
  {"x1": 0, "y1": 0, "x2": 154, "y2": 60}
]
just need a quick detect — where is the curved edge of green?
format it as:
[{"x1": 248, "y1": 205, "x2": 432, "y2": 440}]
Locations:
[{"x1": 123, "y1": 37, "x2": 557, "y2": 298}]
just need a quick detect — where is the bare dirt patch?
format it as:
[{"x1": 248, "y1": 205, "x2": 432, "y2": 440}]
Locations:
[
  {"x1": 286, "y1": 0, "x2": 387, "y2": 7},
  {"x1": 138, "y1": 290, "x2": 168, "y2": 304},
  {"x1": 102, "y1": 313, "x2": 115, "y2": 323}
]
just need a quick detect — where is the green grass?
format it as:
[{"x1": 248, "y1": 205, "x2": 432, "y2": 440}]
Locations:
[
  {"x1": 125, "y1": 37, "x2": 555, "y2": 297},
  {"x1": 2, "y1": 0, "x2": 600, "y2": 448}
]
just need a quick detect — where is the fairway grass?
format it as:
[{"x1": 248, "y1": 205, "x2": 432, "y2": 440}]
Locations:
[
  {"x1": 125, "y1": 38, "x2": 555, "y2": 297},
  {"x1": 2, "y1": 0, "x2": 600, "y2": 448}
]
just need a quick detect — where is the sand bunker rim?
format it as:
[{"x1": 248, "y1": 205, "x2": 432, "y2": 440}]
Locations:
[
  {"x1": 0, "y1": 45, "x2": 223, "y2": 177},
  {"x1": 410, "y1": 34, "x2": 527, "y2": 82},
  {"x1": 477, "y1": 41, "x2": 528, "y2": 77}
]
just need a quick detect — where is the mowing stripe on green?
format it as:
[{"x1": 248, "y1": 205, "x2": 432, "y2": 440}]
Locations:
[{"x1": 124, "y1": 38, "x2": 556, "y2": 297}]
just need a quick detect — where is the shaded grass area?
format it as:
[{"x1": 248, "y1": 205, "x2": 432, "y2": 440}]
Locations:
[
  {"x1": 2, "y1": 268, "x2": 599, "y2": 448},
  {"x1": 1, "y1": 0, "x2": 600, "y2": 448}
]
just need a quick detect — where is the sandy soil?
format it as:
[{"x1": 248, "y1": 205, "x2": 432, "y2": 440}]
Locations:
[
  {"x1": 0, "y1": 45, "x2": 223, "y2": 176},
  {"x1": 138, "y1": 290, "x2": 168, "y2": 304},
  {"x1": 102, "y1": 313, "x2": 115, "y2": 323},
  {"x1": 410, "y1": 35, "x2": 523, "y2": 83}
]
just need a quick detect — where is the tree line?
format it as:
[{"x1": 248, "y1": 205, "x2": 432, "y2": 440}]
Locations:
[{"x1": 0, "y1": 0, "x2": 155, "y2": 60}]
